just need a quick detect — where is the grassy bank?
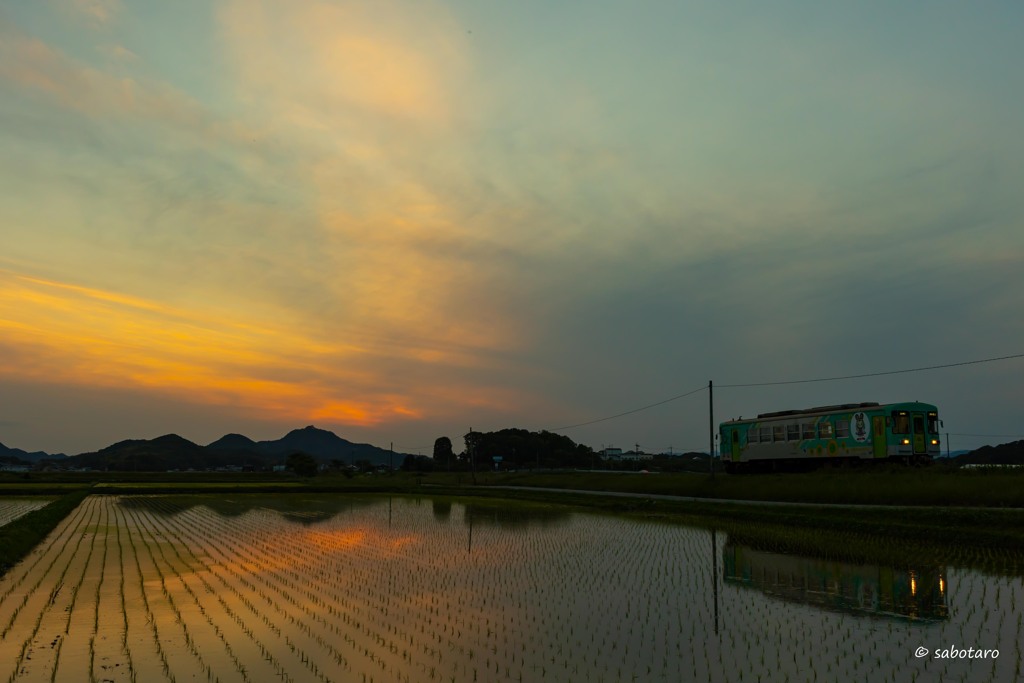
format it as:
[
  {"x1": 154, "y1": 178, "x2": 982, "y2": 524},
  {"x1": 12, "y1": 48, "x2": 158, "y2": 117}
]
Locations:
[
  {"x1": 455, "y1": 467, "x2": 1024, "y2": 507},
  {"x1": 7, "y1": 466, "x2": 1024, "y2": 506},
  {"x1": 0, "y1": 489, "x2": 90, "y2": 576}
]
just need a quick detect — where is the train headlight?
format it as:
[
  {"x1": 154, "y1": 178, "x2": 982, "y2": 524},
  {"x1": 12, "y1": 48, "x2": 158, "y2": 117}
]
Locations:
[
  {"x1": 931, "y1": 439, "x2": 939, "y2": 446},
  {"x1": 901, "y1": 438, "x2": 911, "y2": 445}
]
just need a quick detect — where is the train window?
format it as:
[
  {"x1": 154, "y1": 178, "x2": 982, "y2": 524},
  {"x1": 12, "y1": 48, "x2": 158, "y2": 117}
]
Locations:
[
  {"x1": 760, "y1": 426, "x2": 771, "y2": 442},
  {"x1": 787, "y1": 424, "x2": 800, "y2": 441},
  {"x1": 835, "y1": 420, "x2": 850, "y2": 438},
  {"x1": 773, "y1": 425, "x2": 785, "y2": 442},
  {"x1": 892, "y1": 412, "x2": 910, "y2": 434},
  {"x1": 818, "y1": 422, "x2": 834, "y2": 438},
  {"x1": 928, "y1": 413, "x2": 939, "y2": 433},
  {"x1": 748, "y1": 427, "x2": 759, "y2": 443},
  {"x1": 801, "y1": 423, "x2": 816, "y2": 439}
]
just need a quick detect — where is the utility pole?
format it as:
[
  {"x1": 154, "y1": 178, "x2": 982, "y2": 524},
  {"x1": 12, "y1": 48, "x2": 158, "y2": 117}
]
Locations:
[
  {"x1": 709, "y1": 380, "x2": 715, "y2": 479},
  {"x1": 390, "y1": 442, "x2": 393, "y2": 472}
]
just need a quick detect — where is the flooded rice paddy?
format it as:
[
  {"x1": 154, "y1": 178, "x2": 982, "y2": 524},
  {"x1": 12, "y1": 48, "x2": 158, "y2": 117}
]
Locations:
[
  {"x1": 0, "y1": 494, "x2": 1020, "y2": 682},
  {"x1": 0, "y1": 498, "x2": 54, "y2": 529}
]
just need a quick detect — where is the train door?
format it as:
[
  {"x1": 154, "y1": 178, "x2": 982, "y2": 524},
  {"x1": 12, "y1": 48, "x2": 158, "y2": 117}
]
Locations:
[
  {"x1": 872, "y1": 416, "x2": 887, "y2": 458},
  {"x1": 912, "y1": 413, "x2": 926, "y2": 454},
  {"x1": 731, "y1": 430, "x2": 741, "y2": 462}
]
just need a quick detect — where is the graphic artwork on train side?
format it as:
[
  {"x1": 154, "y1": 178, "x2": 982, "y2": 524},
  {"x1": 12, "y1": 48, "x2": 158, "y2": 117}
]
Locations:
[{"x1": 719, "y1": 401, "x2": 941, "y2": 473}]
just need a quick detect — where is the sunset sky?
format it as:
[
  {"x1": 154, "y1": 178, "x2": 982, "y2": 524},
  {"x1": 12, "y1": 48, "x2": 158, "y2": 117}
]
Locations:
[{"x1": 2, "y1": 0, "x2": 1022, "y2": 456}]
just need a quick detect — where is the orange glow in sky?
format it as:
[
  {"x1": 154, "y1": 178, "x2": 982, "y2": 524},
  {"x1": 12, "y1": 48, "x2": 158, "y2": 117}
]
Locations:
[{"x1": 2, "y1": 0, "x2": 1022, "y2": 455}]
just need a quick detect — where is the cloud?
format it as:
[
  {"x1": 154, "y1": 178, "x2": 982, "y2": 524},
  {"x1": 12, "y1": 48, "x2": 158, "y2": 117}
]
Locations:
[
  {"x1": 0, "y1": 265, "x2": 540, "y2": 431},
  {"x1": 0, "y1": 270, "x2": 382, "y2": 424},
  {"x1": 67, "y1": 0, "x2": 120, "y2": 27},
  {"x1": 0, "y1": 26, "x2": 190, "y2": 123},
  {"x1": 98, "y1": 43, "x2": 136, "y2": 62},
  {"x1": 219, "y1": 0, "x2": 465, "y2": 126}
]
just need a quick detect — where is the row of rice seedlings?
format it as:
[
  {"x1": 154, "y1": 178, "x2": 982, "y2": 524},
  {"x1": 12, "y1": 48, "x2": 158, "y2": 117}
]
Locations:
[
  {"x1": 308, "y1": 501, "x2": 703, "y2": 681},
  {"x1": 124, "y1": 501, "x2": 242, "y2": 683},
  {"x1": 135, "y1": 497, "x2": 341, "y2": 682},
  {"x1": 0, "y1": 495, "x2": 94, "y2": 637},
  {"x1": 0, "y1": 494, "x2": 102, "y2": 682},
  {"x1": 115, "y1": 495, "x2": 1024, "y2": 683},
  {"x1": 391, "y1": 502, "x2": 1021, "y2": 683},
  {"x1": 148, "y1": 499, "x2": 457, "y2": 681},
  {"x1": 132, "y1": 499, "x2": 308, "y2": 682},
  {"x1": 405, "y1": 506, "x2": 704, "y2": 681},
  {"x1": 49, "y1": 494, "x2": 109, "y2": 683},
  {"x1": 698, "y1": 545, "x2": 1024, "y2": 683},
  {"x1": 169, "y1": 507, "x2": 381, "y2": 681},
  {"x1": 118, "y1": 497, "x2": 190, "y2": 683},
  {"x1": 0, "y1": 499, "x2": 55, "y2": 530},
  {"x1": 89, "y1": 496, "x2": 133, "y2": 683}
]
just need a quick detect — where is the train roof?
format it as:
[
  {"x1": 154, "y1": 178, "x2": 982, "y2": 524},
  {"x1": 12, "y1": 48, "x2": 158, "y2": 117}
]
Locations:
[
  {"x1": 721, "y1": 401, "x2": 938, "y2": 425},
  {"x1": 757, "y1": 402, "x2": 880, "y2": 419}
]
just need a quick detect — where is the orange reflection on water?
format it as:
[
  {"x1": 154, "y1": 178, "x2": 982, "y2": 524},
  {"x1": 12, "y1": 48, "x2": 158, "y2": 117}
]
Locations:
[{"x1": 388, "y1": 535, "x2": 419, "y2": 551}]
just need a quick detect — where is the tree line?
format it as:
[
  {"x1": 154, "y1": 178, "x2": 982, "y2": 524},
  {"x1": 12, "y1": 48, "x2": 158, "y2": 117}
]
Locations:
[{"x1": 422, "y1": 428, "x2": 595, "y2": 472}]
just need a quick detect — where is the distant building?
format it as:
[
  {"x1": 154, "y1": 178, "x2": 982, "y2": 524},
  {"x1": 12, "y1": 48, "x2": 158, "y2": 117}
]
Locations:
[
  {"x1": 600, "y1": 447, "x2": 623, "y2": 460},
  {"x1": 620, "y1": 450, "x2": 654, "y2": 462}
]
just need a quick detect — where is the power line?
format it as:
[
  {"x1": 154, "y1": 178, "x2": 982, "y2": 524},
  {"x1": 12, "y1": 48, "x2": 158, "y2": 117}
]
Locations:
[
  {"x1": 552, "y1": 384, "x2": 707, "y2": 431},
  {"x1": 547, "y1": 351, "x2": 1023, "y2": 433},
  {"x1": 717, "y1": 352, "x2": 1024, "y2": 388},
  {"x1": 948, "y1": 433, "x2": 1024, "y2": 439}
]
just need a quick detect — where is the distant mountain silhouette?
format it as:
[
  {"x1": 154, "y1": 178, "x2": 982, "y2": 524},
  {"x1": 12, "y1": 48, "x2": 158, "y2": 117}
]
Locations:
[
  {"x1": 69, "y1": 434, "x2": 245, "y2": 472},
  {"x1": 206, "y1": 433, "x2": 258, "y2": 451},
  {"x1": 954, "y1": 440, "x2": 1024, "y2": 466},
  {"x1": 0, "y1": 441, "x2": 66, "y2": 463},
  {"x1": 259, "y1": 426, "x2": 394, "y2": 462},
  {"x1": 55, "y1": 426, "x2": 402, "y2": 471},
  {"x1": 206, "y1": 426, "x2": 397, "y2": 465}
]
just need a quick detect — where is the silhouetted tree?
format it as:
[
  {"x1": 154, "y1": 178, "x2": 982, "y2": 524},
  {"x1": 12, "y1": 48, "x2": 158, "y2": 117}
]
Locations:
[
  {"x1": 433, "y1": 436, "x2": 454, "y2": 470},
  {"x1": 458, "y1": 428, "x2": 593, "y2": 469},
  {"x1": 286, "y1": 452, "x2": 318, "y2": 477}
]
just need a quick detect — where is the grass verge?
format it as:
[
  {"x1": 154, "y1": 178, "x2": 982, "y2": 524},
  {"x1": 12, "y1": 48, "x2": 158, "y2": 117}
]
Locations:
[
  {"x1": 0, "y1": 489, "x2": 91, "y2": 577},
  {"x1": 456, "y1": 467, "x2": 1024, "y2": 507}
]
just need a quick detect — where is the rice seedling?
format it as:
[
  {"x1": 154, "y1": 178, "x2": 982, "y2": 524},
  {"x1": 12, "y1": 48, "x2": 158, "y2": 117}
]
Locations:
[
  {"x1": 0, "y1": 498, "x2": 56, "y2": 531},
  {"x1": 0, "y1": 494, "x2": 1021, "y2": 682}
]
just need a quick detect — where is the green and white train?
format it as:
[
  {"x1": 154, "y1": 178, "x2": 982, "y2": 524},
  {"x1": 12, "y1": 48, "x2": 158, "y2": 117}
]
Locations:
[{"x1": 719, "y1": 401, "x2": 942, "y2": 473}]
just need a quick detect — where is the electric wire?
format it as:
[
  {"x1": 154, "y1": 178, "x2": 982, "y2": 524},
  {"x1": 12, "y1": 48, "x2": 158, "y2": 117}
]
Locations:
[
  {"x1": 717, "y1": 352, "x2": 1024, "y2": 388},
  {"x1": 550, "y1": 351, "x2": 1023, "y2": 433},
  {"x1": 552, "y1": 384, "x2": 707, "y2": 431}
]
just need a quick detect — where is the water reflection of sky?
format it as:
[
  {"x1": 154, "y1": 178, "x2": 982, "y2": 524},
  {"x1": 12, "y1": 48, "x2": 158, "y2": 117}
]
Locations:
[{"x1": 108, "y1": 494, "x2": 1022, "y2": 683}]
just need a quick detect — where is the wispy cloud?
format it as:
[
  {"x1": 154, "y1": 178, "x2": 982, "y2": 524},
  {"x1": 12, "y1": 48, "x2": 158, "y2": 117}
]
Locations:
[
  {"x1": 0, "y1": 257, "x2": 542, "y2": 431},
  {"x1": 66, "y1": 0, "x2": 120, "y2": 27},
  {"x1": 2, "y1": 0, "x2": 1022, "y2": 454}
]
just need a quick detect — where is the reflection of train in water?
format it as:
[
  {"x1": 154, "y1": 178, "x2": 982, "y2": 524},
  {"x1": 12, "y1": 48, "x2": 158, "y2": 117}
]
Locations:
[
  {"x1": 723, "y1": 541, "x2": 948, "y2": 622},
  {"x1": 719, "y1": 401, "x2": 941, "y2": 472}
]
